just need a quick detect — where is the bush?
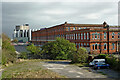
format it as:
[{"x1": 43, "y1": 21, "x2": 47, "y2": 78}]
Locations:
[
  {"x1": 41, "y1": 38, "x2": 77, "y2": 60},
  {"x1": 27, "y1": 44, "x2": 41, "y2": 59},
  {"x1": 2, "y1": 33, "x2": 16, "y2": 65},
  {"x1": 2, "y1": 49, "x2": 16, "y2": 65},
  {"x1": 71, "y1": 47, "x2": 88, "y2": 63},
  {"x1": 94, "y1": 54, "x2": 108, "y2": 59},
  {"x1": 19, "y1": 52, "x2": 28, "y2": 59}
]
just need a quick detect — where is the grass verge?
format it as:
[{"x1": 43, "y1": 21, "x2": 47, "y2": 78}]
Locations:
[{"x1": 2, "y1": 59, "x2": 65, "y2": 78}]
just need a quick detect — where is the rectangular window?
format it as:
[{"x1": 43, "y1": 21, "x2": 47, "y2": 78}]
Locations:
[
  {"x1": 78, "y1": 33, "x2": 80, "y2": 39},
  {"x1": 118, "y1": 33, "x2": 120, "y2": 39},
  {"x1": 73, "y1": 27, "x2": 76, "y2": 30},
  {"x1": 68, "y1": 27, "x2": 70, "y2": 31},
  {"x1": 74, "y1": 34, "x2": 75, "y2": 40},
  {"x1": 79, "y1": 43, "x2": 80, "y2": 48},
  {"x1": 81, "y1": 43, "x2": 83, "y2": 46},
  {"x1": 84, "y1": 33, "x2": 86, "y2": 39},
  {"x1": 76, "y1": 33, "x2": 77, "y2": 39},
  {"x1": 84, "y1": 43, "x2": 86, "y2": 46},
  {"x1": 87, "y1": 33, "x2": 89, "y2": 40},
  {"x1": 112, "y1": 43, "x2": 115, "y2": 50},
  {"x1": 92, "y1": 33, "x2": 94, "y2": 39},
  {"x1": 104, "y1": 32, "x2": 107, "y2": 39},
  {"x1": 81, "y1": 33, "x2": 83, "y2": 40}
]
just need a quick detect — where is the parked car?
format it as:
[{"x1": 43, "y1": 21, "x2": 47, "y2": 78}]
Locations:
[
  {"x1": 93, "y1": 62, "x2": 109, "y2": 69},
  {"x1": 89, "y1": 59, "x2": 105, "y2": 66}
]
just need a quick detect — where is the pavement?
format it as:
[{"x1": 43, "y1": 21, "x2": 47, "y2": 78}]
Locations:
[{"x1": 40, "y1": 61, "x2": 109, "y2": 78}]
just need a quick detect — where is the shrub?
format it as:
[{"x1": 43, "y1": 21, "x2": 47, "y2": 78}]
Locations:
[
  {"x1": 71, "y1": 47, "x2": 88, "y2": 63},
  {"x1": 19, "y1": 52, "x2": 28, "y2": 59},
  {"x1": 2, "y1": 49, "x2": 16, "y2": 65},
  {"x1": 41, "y1": 38, "x2": 77, "y2": 60},
  {"x1": 2, "y1": 33, "x2": 16, "y2": 65}
]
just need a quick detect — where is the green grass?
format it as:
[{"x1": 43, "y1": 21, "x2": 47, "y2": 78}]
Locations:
[{"x1": 2, "y1": 59, "x2": 65, "y2": 78}]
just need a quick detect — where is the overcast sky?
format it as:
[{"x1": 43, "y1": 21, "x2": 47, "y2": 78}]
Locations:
[{"x1": 1, "y1": 0, "x2": 119, "y2": 38}]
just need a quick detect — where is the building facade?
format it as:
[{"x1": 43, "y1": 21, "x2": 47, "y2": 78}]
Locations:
[
  {"x1": 31, "y1": 22, "x2": 120, "y2": 54},
  {"x1": 13, "y1": 24, "x2": 33, "y2": 43}
]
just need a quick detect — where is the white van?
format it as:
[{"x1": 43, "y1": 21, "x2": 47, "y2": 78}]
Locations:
[{"x1": 89, "y1": 59, "x2": 105, "y2": 66}]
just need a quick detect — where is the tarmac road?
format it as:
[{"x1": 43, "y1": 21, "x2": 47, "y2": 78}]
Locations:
[{"x1": 41, "y1": 61, "x2": 108, "y2": 78}]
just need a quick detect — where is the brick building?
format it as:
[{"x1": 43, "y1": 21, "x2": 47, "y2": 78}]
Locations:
[{"x1": 31, "y1": 22, "x2": 120, "y2": 54}]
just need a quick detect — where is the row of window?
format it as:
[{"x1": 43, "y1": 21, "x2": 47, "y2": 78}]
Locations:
[
  {"x1": 75, "y1": 43, "x2": 90, "y2": 48},
  {"x1": 92, "y1": 32, "x2": 120, "y2": 39},
  {"x1": 66, "y1": 33, "x2": 89, "y2": 40},
  {"x1": 92, "y1": 43, "x2": 115, "y2": 50}
]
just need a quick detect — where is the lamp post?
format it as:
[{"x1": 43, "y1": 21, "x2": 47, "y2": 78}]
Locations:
[{"x1": 106, "y1": 25, "x2": 109, "y2": 54}]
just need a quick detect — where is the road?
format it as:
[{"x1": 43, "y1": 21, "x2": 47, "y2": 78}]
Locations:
[{"x1": 41, "y1": 61, "x2": 108, "y2": 78}]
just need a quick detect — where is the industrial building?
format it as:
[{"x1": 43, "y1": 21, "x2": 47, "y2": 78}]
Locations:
[
  {"x1": 31, "y1": 22, "x2": 120, "y2": 54},
  {"x1": 13, "y1": 24, "x2": 33, "y2": 43}
]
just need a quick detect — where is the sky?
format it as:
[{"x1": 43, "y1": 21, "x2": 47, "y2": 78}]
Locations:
[{"x1": 1, "y1": 0, "x2": 119, "y2": 38}]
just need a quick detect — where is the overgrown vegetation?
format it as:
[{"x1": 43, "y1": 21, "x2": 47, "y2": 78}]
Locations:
[
  {"x1": 2, "y1": 60, "x2": 65, "y2": 78},
  {"x1": 2, "y1": 33, "x2": 17, "y2": 65},
  {"x1": 41, "y1": 37, "x2": 77, "y2": 60},
  {"x1": 71, "y1": 47, "x2": 88, "y2": 63}
]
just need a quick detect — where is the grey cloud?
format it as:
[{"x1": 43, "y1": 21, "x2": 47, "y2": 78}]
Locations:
[{"x1": 2, "y1": 2, "x2": 118, "y2": 38}]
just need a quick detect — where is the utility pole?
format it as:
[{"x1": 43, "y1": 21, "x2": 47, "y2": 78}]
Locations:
[{"x1": 107, "y1": 25, "x2": 109, "y2": 54}]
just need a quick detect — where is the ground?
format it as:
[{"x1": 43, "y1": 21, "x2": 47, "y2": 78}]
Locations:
[
  {"x1": 2, "y1": 59, "x2": 120, "y2": 79},
  {"x1": 2, "y1": 59, "x2": 65, "y2": 78}
]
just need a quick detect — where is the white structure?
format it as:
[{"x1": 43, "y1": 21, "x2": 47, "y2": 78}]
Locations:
[{"x1": 13, "y1": 24, "x2": 35, "y2": 43}]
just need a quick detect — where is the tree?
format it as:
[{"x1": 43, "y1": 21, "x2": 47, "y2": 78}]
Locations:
[
  {"x1": 2, "y1": 33, "x2": 16, "y2": 65},
  {"x1": 41, "y1": 37, "x2": 77, "y2": 60},
  {"x1": 12, "y1": 38, "x2": 18, "y2": 43},
  {"x1": 27, "y1": 44, "x2": 41, "y2": 59},
  {"x1": 72, "y1": 47, "x2": 88, "y2": 63}
]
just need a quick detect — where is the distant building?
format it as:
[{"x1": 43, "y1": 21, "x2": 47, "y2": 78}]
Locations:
[
  {"x1": 13, "y1": 24, "x2": 35, "y2": 43},
  {"x1": 31, "y1": 22, "x2": 120, "y2": 54}
]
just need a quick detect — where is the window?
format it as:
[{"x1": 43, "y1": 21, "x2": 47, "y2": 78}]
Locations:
[
  {"x1": 112, "y1": 43, "x2": 115, "y2": 50},
  {"x1": 95, "y1": 43, "x2": 97, "y2": 50},
  {"x1": 78, "y1": 43, "x2": 80, "y2": 48},
  {"x1": 112, "y1": 32, "x2": 115, "y2": 39},
  {"x1": 99, "y1": 44, "x2": 101, "y2": 49},
  {"x1": 92, "y1": 45, "x2": 94, "y2": 50},
  {"x1": 84, "y1": 33, "x2": 86, "y2": 39},
  {"x1": 74, "y1": 34, "x2": 75, "y2": 40},
  {"x1": 81, "y1": 43, "x2": 83, "y2": 46},
  {"x1": 84, "y1": 43, "x2": 86, "y2": 46},
  {"x1": 118, "y1": 33, "x2": 120, "y2": 39},
  {"x1": 92, "y1": 33, "x2": 94, "y2": 39},
  {"x1": 98, "y1": 33, "x2": 100, "y2": 39},
  {"x1": 68, "y1": 27, "x2": 70, "y2": 31},
  {"x1": 73, "y1": 27, "x2": 76, "y2": 30},
  {"x1": 104, "y1": 32, "x2": 107, "y2": 39},
  {"x1": 76, "y1": 33, "x2": 77, "y2": 39},
  {"x1": 87, "y1": 33, "x2": 89, "y2": 40},
  {"x1": 78, "y1": 33, "x2": 80, "y2": 39},
  {"x1": 104, "y1": 43, "x2": 107, "y2": 50},
  {"x1": 94, "y1": 32, "x2": 97, "y2": 39},
  {"x1": 81, "y1": 33, "x2": 83, "y2": 40},
  {"x1": 87, "y1": 43, "x2": 89, "y2": 46},
  {"x1": 79, "y1": 27, "x2": 81, "y2": 30},
  {"x1": 76, "y1": 43, "x2": 77, "y2": 47}
]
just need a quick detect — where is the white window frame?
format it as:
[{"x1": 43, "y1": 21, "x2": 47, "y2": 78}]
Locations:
[
  {"x1": 104, "y1": 43, "x2": 107, "y2": 50},
  {"x1": 81, "y1": 33, "x2": 83, "y2": 40},
  {"x1": 87, "y1": 33, "x2": 89, "y2": 40},
  {"x1": 84, "y1": 33, "x2": 86, "y2": 39}
]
